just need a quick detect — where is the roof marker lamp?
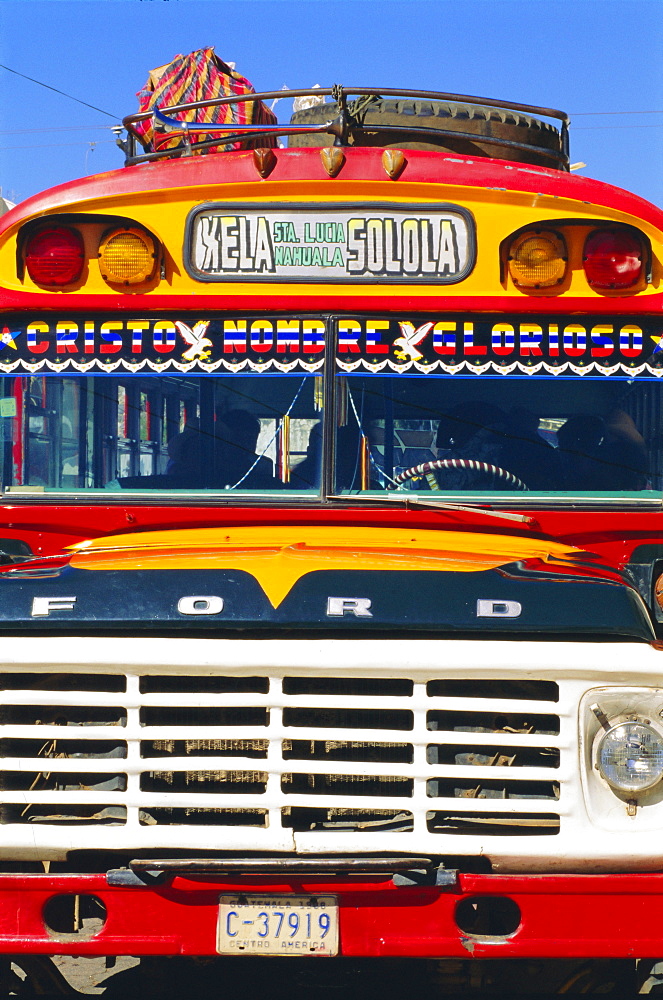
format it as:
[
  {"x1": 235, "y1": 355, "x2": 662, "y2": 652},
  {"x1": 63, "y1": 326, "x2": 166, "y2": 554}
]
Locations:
[
  {"x1": 583, "y1": 229, "x2": 643, "y2": 290},
  {"x1": 24, "y1": 227, "x2": 85, "y2": 286},
  {"x1": 595, "y1": 719, "x2": 663, "y2": 793},
  {"x1": 98, "y1": 228, "x2": 157, "y2": 286},
  {"x1": 508, "y1": 230, "x2": 567, "y2": 289}
]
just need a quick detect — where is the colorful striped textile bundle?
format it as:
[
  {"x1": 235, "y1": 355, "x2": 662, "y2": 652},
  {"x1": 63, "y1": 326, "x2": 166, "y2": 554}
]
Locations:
[{"x1": 135, "y1": 47, "x2": 277, "y2": 153}]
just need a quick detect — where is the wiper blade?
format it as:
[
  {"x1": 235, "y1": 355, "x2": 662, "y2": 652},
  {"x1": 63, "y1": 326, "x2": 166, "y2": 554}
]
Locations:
[{"x1": 327, "y1": 494, "x2": 535, "y2": 526}]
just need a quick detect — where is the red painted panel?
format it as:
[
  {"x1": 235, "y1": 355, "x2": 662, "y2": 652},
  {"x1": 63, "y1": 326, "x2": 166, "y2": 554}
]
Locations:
[
  {"x1": 1, "y1": 289, "x2": 661, "y2": 315},
  {"x1": 0, "y1": 503, "x2": 661, "y2": 571},
  {"x1": 2, "y1": 148, "x2": 662, "y2": 235},
  {"x1": 1, "y1": 873, "x2": 663, "y2": 958}
]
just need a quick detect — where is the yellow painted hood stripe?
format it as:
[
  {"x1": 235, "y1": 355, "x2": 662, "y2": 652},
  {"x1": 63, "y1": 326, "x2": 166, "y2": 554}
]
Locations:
[{"x1": 68, "y1": 526, "x2": 584, "y2": 608}]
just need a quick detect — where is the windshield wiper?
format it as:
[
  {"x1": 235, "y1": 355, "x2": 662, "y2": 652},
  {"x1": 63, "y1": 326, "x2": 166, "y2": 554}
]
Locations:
[{"x1": 327, "y1": 494, "x2": 536, "y2": 526}]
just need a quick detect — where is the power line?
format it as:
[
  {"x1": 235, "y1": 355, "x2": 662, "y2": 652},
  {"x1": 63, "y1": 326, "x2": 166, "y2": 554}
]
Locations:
[
  {"x1": 0, "y1": 141, "x2": 116, "y2": 152},
  {"x1": 1, "y1": 62, "x2": 662, "y2": 128},
  {"x1": 0, "y1": 126, "x2": 117, "y2": 135},
  {"x1": 0, "y1": 64, "x2": 119, "y2": 120},
  {"x1": 573, "y1": 124, "x2": 663, "y2": 130},
  {"x1": 1, "y1": 62, "x2": 662, "y2": 125},
  {"x1": 571, "y1": 110, "x2": 663, "y2": 116},
  {"x1": 1, "y1": 62, "x2": 662, "y2": 138}
]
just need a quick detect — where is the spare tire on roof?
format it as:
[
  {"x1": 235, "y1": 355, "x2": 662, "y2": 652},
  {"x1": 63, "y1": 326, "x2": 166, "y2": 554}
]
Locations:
[{"x1": 289, "y1": 97, "x2": 565, "y2": 169}]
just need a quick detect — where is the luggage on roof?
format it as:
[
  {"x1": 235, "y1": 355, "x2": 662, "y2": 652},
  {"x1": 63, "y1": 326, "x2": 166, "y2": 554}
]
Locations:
[{"x1": 134, "y1": 46, "x2": 277, "y2": 153}]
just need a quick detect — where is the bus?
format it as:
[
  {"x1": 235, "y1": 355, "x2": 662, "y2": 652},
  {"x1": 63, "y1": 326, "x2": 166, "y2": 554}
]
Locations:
[{"x1": 0, "y1": 69, "x2": 662, "y2": 995}]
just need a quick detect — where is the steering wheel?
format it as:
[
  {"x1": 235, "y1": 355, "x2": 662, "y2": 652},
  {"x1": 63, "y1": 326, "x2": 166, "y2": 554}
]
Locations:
[{"x1": 391, "y1": 458, "x2": 529, "y2": 491}]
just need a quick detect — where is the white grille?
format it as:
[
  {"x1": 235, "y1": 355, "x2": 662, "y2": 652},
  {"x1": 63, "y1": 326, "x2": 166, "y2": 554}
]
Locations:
[{"x1": 0, "y1": 636, "x2": 659, "y2": 871}]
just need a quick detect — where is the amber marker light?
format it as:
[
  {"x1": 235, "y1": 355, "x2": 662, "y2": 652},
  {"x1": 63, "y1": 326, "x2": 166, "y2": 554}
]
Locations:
[
  {"x1": 24, "y1": 227, "x2": 84, "y2": 286},
  {"x1": 508, "y1": 230, "x2": 567, "y2": 289},
  {"x1": 98, "y1": 228, "x2": 157, "y2": 286}
]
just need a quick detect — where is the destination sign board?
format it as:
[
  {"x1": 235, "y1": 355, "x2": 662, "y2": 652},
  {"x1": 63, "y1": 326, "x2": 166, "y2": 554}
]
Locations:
[
  {"x1": 186, "y1": 203, "x2": 474, "y2": 283},
  {"x1": 0, "y1": 315, "x2": 661, "y2": 376}
]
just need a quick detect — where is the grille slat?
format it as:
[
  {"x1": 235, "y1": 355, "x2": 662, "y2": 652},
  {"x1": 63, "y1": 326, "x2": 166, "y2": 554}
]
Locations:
[
  {"x1": 426, "y1": 680, "x2": 558, "y2": 702},
  {"x1": 0, "y1": 762, "x2": 565, "y2": 786},
  {"x1": 426, "y1": 732, "x2": 565, "y2": 748},
  {"x1": 0, "y1": 672, "x2": 562, "y2": 838}
]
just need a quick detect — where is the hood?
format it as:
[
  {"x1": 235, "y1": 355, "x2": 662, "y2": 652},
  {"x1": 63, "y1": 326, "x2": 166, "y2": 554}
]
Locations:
[{"x1": 0, "y1": 524, "x2": 654, "y2": 639}]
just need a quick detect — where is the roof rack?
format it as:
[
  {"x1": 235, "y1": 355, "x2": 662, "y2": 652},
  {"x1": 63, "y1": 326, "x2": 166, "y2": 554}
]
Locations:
[{"x1": 119, "y1": 86, "x2": 570, "y2": 171}]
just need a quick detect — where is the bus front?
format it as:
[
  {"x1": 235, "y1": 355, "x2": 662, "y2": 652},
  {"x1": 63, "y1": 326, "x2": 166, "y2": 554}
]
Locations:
[{"x1": 0, "y1": 86, "x2": 662, "y2": 991}]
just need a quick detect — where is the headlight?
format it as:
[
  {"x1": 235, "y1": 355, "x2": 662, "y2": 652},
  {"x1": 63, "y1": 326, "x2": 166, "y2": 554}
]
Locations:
[{"x1": 596, "y1": 720, "x2": 663, "y2": 793}]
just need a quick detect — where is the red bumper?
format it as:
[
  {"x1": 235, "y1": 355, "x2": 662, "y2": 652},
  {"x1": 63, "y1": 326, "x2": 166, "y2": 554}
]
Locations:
[{"x1": 2, "y1": 872, "x2": 662, "y2": 958}]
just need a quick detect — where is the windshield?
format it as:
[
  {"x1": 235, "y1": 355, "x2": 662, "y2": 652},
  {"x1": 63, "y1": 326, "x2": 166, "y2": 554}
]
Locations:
[
  {"x1": 1, "y1": 374, "x2": 323, "y2": 494},
  {"x1": 2, "y1": 312, "x2": 662, "y2": 502},
  {"x1": 335, "y1": 375, "x2": 662, "y2": 498}
]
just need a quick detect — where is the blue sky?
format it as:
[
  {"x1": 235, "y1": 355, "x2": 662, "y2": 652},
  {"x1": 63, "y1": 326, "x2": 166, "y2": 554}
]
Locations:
[{"x1": 0, "y1": 0, "x2": 661, "y2": 207}]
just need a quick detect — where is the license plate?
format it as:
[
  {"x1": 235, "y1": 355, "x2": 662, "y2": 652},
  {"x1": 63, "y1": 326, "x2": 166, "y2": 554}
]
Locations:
[{"x1": 217, "y1": 895, "x2": 339, "y2": 956}]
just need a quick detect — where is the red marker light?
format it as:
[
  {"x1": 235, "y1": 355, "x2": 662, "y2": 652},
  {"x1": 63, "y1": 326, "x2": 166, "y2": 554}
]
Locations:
[
  {"x1": 25, "y1": 227, "x2": 84, "y2": 286},
  {"x1": 583, "y1": 229, "x2": 643, "y2": 290}
]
